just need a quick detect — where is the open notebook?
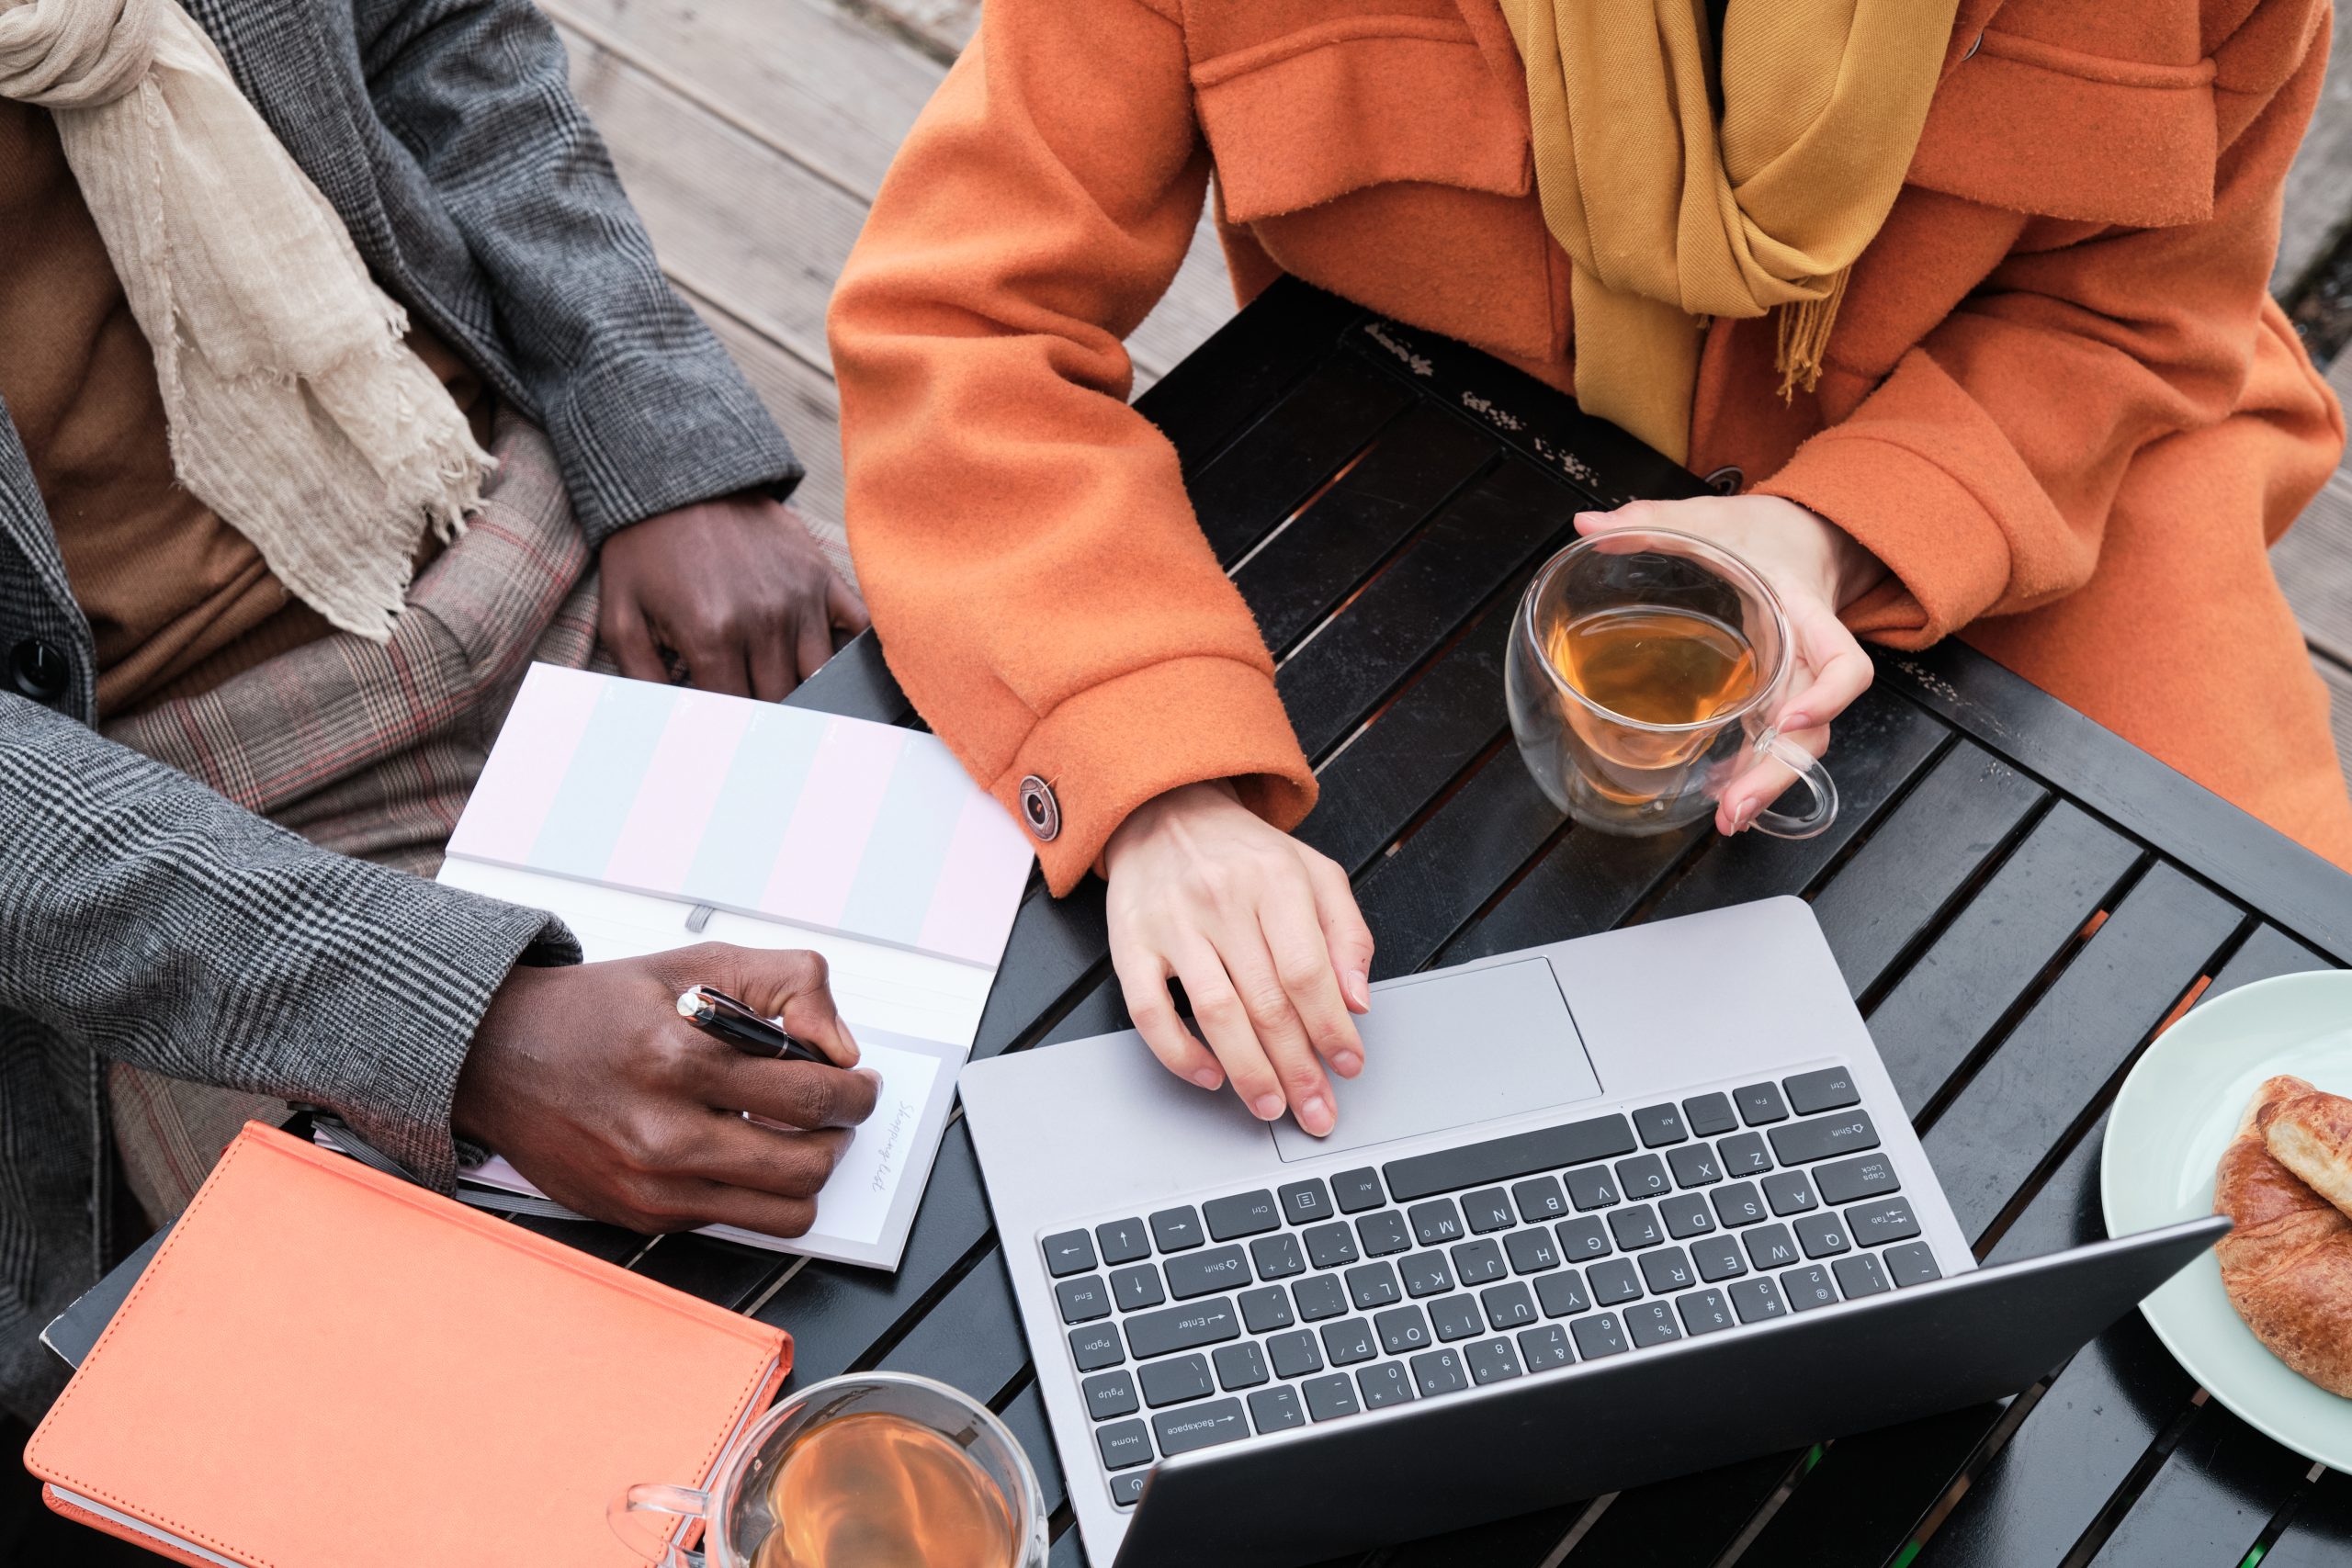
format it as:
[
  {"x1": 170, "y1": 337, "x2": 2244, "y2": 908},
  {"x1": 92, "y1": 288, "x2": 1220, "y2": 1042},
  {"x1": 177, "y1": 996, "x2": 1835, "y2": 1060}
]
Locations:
[{"x1": 416, "y1": 664, "x2": 1033, "y2": 1269}]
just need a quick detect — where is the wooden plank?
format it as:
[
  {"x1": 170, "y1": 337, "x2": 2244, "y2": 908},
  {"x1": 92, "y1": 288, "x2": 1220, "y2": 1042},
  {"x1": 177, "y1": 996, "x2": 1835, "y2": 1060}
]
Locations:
[
  {"x1": 2086, "y1": 1404, "x2": 2309, "y2": 1568},
  {"x1": 1866, "y1": 804, "x2": 2143, "y2": 1119},
  {"x1": 1355, "y1": 747, "x2": 1564, "y2": 980},
  {"x1": 1558, "y1": 1453, "x2": 1806, "y2": 1568},
  {"x1": 1808, "y1": 743, "x2": 2048, "y2": 1000},
  {"x1": 1184, "y1": 355, "x2": 1416, "y2": 564},
  {"x1": 631, "y1": 1234, "x2": 786, "y2": 1310},
  {"x1": 2261, "y1": 1466, "x2": 2352, "y2": 1568},
  {"x1": 877, "y1": 1247, "x2": 1030, "y2": 1406},
  {"x1": 1440, "y1": 819, "x2": 1703, "y2": 964},
  {"x1": 782, "y1": 629, "x2": 911, "y2": 725},
  {"x1": 1141, "y1": 277, "x2": 1367, "y2": 474},
  {"x1": 997, "y1": 1379, "x2": 1071, "y2": 1522},
  {"x1": 2209, "y1": 921, "x2": 2335, "y2": 996},
  {"x1": 2275, "y1": 13, "x2": 2352, "y2": 299},
  {"x1": 1920, "y1": 860, "x2": 2244, "y2": 1241}
]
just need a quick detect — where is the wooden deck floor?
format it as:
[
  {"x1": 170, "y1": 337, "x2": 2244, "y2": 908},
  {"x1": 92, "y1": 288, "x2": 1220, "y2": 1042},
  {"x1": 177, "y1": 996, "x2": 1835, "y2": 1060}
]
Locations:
[{"x1": 563, "y1": 0, "x2": 2352, "y2": 798}]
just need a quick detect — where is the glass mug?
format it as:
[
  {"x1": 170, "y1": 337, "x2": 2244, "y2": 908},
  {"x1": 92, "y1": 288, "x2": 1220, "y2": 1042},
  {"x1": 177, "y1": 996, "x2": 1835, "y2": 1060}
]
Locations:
[
  {"x1": 1505, "y1": 527, "x2": 1838, "y2": 839},
  {"x1": 610, "y1": 1371, "x2": 1049, "y2": 1568}
]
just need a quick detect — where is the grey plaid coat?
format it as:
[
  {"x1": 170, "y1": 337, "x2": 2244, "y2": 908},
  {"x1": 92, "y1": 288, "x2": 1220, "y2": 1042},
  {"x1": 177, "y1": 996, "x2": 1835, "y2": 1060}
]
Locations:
[{"x1": 0, "y1": 0, "x2": 801, "y2": 1419}]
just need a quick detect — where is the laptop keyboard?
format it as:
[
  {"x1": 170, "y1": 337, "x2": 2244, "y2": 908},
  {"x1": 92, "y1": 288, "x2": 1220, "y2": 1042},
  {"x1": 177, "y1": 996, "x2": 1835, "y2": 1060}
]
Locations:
[{"x1": 1037, "y1": 1065, "x2": 1944, "y2": 1510}]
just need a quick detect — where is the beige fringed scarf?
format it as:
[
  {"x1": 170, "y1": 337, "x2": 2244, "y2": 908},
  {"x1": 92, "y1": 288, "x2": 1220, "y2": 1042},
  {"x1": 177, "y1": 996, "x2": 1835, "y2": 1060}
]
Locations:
[
  {"x1": 0, "y1": 0, "x2": 491, "y2": 639},
  {"x1": 1494, "y1": 0, "x2": 1961, "y2": 465}
]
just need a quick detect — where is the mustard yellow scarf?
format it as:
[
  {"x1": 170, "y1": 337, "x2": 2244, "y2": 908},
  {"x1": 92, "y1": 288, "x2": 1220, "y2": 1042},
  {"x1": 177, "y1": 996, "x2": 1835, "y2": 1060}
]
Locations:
[{"x1": 1495, "y1": 0, "x2": 1960, "y2": 463}]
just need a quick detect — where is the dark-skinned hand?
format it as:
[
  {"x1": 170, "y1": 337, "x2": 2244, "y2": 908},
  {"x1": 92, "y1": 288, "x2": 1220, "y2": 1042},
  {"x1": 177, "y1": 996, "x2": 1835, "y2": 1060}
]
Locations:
[
  {"x1": 598, "y1": 493, "x2": 870, "y2": 700},
  {"x1": 452, "y1": 942, "x2": 880, "y2": 1237}
]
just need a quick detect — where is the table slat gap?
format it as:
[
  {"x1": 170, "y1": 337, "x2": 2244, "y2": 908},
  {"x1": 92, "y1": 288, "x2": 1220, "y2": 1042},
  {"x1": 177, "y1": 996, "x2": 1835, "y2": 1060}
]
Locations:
[{"x1": 1846, "y1": 790, "x2": 2061, "y2": 1021}]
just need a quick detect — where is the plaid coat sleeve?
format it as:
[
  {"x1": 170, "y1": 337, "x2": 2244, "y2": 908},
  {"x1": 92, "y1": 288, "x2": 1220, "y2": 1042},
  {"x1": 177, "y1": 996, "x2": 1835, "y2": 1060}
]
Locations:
[
  {"x1": 0, "y1": 693, "x2": 580, "y2": 1190},
  {"x1": 349, "y1": 0, "x2": 803, "y2": 547}
]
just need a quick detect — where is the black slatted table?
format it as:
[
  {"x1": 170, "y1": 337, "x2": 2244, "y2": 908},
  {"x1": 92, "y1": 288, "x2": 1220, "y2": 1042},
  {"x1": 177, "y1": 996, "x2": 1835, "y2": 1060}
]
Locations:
[{"x1": 600, "y1": 279, "x2": 2352, "y2": 1568}]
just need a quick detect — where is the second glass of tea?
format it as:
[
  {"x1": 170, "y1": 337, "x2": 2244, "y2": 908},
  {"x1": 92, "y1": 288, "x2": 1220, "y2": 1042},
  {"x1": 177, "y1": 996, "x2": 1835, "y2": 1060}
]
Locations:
[{"x1": 1505, "y1": 526, "x2": 1838, "y2": 839}]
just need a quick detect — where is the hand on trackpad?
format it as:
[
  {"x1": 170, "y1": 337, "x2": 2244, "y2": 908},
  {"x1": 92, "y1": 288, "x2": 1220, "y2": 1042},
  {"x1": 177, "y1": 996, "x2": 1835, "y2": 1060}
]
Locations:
[{"x1": 1269, "y1": 958, "x2": 1603, "y2": 1159}]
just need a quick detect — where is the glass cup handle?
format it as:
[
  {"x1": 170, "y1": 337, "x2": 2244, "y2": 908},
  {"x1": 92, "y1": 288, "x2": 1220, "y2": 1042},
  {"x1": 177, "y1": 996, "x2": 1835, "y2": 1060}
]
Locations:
[
  {"x1": 608, "y1": 1483, "x2": 710, "y2": 1568},
  {"x1": 1747, "y1": 731, "x2": 1838, "y2": 840}
]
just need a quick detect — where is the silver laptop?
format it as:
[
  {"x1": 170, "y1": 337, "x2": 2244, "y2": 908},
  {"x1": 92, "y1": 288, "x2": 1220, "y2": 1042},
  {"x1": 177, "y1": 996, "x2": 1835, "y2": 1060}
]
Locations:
[{"x1": 959, "y1": 896, "x2": 2224, "y2": 1568}]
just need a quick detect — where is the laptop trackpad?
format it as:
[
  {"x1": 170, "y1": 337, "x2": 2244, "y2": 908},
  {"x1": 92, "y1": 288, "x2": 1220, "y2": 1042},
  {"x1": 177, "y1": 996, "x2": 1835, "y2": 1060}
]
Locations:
[{"x1": 1269, "y1": 957, "x2": 1601, "y2": 1161}]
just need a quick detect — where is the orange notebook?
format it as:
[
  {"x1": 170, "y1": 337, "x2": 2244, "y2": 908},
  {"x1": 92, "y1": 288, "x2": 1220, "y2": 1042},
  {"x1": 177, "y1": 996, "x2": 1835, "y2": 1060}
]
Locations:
[{"x1": 24, "y1": 1122, "x2": 788, "y2": 1568}]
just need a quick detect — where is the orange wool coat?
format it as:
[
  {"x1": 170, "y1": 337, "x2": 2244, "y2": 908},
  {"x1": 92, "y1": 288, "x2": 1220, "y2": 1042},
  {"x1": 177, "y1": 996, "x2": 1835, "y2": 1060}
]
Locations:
[{"x1": 829, "y1": 0, "x2": 2352, "y2": 889}]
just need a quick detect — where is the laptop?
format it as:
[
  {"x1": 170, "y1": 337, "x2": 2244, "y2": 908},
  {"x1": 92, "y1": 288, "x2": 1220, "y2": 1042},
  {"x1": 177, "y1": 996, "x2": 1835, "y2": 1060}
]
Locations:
[{"x1": 958, "y1": 896, "x2": 2227, "y2": 1568}]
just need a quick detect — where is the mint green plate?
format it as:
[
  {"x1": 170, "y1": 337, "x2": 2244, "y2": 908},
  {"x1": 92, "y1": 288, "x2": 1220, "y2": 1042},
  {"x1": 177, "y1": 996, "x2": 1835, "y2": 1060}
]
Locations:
[{"x1": 2100, "y1": 968, "x2": 2352, "y2": 1467}]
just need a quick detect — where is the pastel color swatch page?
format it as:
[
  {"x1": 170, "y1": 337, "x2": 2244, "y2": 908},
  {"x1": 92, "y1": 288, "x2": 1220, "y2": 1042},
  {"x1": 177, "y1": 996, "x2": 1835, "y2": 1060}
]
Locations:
[{"x1": 447, "y1": 664, "x2": 1032, "y2": 968}]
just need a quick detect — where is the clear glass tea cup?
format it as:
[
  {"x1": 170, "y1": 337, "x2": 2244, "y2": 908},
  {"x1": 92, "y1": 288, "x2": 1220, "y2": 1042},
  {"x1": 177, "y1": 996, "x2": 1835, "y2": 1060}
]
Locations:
[
  {"x1": 610, "y1": 1371, "x2": 1049, "y2": 1568},
  {"x1": 1504, "y1": 527, "x2": 1837, "y2": 838}
]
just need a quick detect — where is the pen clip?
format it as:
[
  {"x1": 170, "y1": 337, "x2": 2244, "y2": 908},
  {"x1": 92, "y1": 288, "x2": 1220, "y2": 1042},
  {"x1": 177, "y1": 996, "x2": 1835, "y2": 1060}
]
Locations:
[{"x1": 677, "y1": 985, "x2": 778, "y2": 1031}]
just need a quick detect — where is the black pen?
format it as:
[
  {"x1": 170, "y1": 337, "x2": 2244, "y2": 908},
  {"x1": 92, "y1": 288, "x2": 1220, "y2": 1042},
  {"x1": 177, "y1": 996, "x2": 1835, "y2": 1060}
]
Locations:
[{"x1": 676, "y1": 985, "x2": 833, "y2": 1066}]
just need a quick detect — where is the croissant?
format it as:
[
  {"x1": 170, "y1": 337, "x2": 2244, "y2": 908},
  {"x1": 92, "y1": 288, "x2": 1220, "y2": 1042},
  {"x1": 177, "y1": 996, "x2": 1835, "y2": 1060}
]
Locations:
[{"x1": 2212, "y1": 1075, "x2": 2352, "y2": 1398}]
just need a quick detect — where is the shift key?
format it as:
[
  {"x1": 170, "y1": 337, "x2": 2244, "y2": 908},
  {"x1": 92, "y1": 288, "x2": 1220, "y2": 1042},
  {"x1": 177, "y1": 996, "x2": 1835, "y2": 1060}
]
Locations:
[
  {"x1": 1125, "y1": 1297, "x2": 1242, "y2": 1359},
  {"x1": 1166, "y1": 1246, "x2": 1251, "y2": 1301},
  {"x1": 1770, "y1": 1111, "x2": 1879, "y2": 1166}
]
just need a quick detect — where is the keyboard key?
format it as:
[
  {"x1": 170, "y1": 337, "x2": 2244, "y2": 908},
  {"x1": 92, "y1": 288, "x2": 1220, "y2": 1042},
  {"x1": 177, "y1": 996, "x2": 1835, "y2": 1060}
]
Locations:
[
  {"x1": 1150, "y1": 1206, "x2": 1204, "y2": 1253},
  {"x1": 1624, "y1": 1301, "x2": 1681, "y2": 1347},
  {"x1": 1383, "y1": 1113, "x2": 1637, "y2": 1202},
  {"x1": 1690, "y1": 1236, "x2": 1746, "y2": 1282},
  {"x1": 1166, "y1": 1247, "x2": 1250, "y2": 1301},
  {"x1": 1154, "y1": 1398, "x2": 1248, "y2": 1457},
  {"x1": 1668, "y1": 1144, "x2": 1723, "y2": 1188},
  {"x1": 1450, "y1": 1237, "x2": 1508, "y2": 1284},
  {"x1": 1355, "y1": 1210, "x2": 1413, "y2": 1257},
  {"x1": 1555, "y1": 1217, "x2": 1611, "y2": 1260},
  {"x1": 1125, "y1": 1297, "x2": 1241, "y2": 1359},
  {"x1": 1213, "y1": 1341, "x2": 1270, "y2": 1390},
  {"x1": 1279, "y1": 1179, "x2": 1333, "y2": 1225},
  {"x1": 1794, "y1": 1213, "x2": 1851, "y2": 1259},
  {"x1": 1564, "y1": 1165, "x2": 1622, "y2": 1211},
  {"x1": 1568, "y1": 1314, "x2": 1625, "y2": 1359},
  {"x1": 1683, "y1": 1092, "x2": 1738, "y2": 1137},
  {"x1": 1784, "y1": 1066, "x2": 1860, "y2": 1115},
  {"x1": 1609, "y1": 1204, "x2": 1664, "y2": 1250},
  {"x1": 1833, "y1": 1253, "x2": 1891, "y2": 1299},
  {"x1": 1239, "y1": 1285, "x2": 1294, "y2": 1333},
  {"x1": 1762, "y1": 1169, "x2": 1818, "y2": 1216},
  {"x1": 1742, "y1": 1224, "x2": 1803, "y2": 1271},
  {"x1": 1204, "y1": 1190, "x2": 1281, "y2": 1241},
  {"x1": 1138, "y1": 1353, "x2": 1214, "y2": 1407},
  {"x1": 1463, "y1": 1187, "x2": 1517, "y2": 1233},
  {"x1": 1815, "y1": 1153, "x2": 1901, "y2": 1205},
  {"x1": 1057, "y1": 1275, "x2": 1113, "y2": 1324},
  {"x1": 1710, "y1": 1181, "x2": 1767, "y2": 1228},
  {"x1": 1586, "y1": 1258, "x2": 1642, "y2": 1305},
  {"x1": 1770, "y1": 1110, "x2": 1880, "y2": 1167},
  {"x1": 1292, "y1": 1275, "x2": 1347, "y2": 1321},
  {"x1": 1044, "y1": 1230, "x2": 1097, "y2": 1278},
  {"x1": 1083, "y1": 1371, "x2": 1139, "y2": 1420},
  {"x1": 1331, "y1": 1168, "x2": 1386, "y2": 1213},
  {"x1": 1249, "y1": 1384, "x2": 1306, "y2": 1433},
  {"x1": 1615, "y1": 1153, "x2": 1670, "y2": 1198},
  {"x1": 1112, "y1": 1264, "x2": 1165, "y2": 1312},
  {"x1": 1481, "y1": 1280, "x2": 1538, "y2": 1330},
  {"x1": 1250, "y1": 1232, "x2": 1306, "y2": 1280},
  {"x1": 1408, "y1": 1200, "x2": 1466, "y2": 1246},
  {"x1": 1658, "y1": 1193, "x2": 1715, "y2": 1240},
  {"x1": 1400, "y1": 1251, "x2": 1454, "y2": 1298},
  {"x1": 1345, "y1": 1261, "x2": 1402, "y2": 1310},
  {"x1": 1430, "y1": 1296, "x2": 1484, "y2": 1341},
  {"x1": 1729, "y1": 1277, "x2": 1787, "y2": 1323},
  {"x1": 1638, "y1": 1247, "x2": 1695, "y2": 1294},
  {"x1": 1111, "y1": 1472, "x2": 1147, "y2": 1507},
  {"x1": 1411, "y1": 1348, "x2": 1470, "y2": 1396},
  {"x1": 1634, "y1": 1102, "x2": 1689, "y2": 1146},
  {"x1": 1505, "y1": 1228, "x2": 1562, "y2": 1274},
  {"x1": 1070, "y1": 1323, "x2": 1125, "y2": 1371},
  {"x1": 1735, "y1": 1081, "x2": 1790, "y2": 1125},
  {"x1": 1465, "y1": 1337, "x2": 1523, "y2": 1384},
  {"x1": 1677, "y1": 1288, "x2": 1735, "y2": 1336},
  {"x1": 1781, "y1": 1264, "x2": 1839, "y2": 1311},
  {"x1": 1536, "y1": 1270, "x2": 1591, "y2": 1316},
  {"x1": 1717, "y1": 1132, "x2": 1773, "y2": 1176},
  {"x1": 1097, "y1": 1418, "x2": 1151, "y2": 1470},
  {"x1": 1320, "y1": 1317, "x2": 1377, "y2": 1365},
  {"x1": 1514, "y1": 1176, "x2": 1570, "y2": 1223},
  {"x1": 1267, "y1": 1329, "x2": 1323, "y2": 1379},
  {"x1": 1375, "y1": 1303, "x2": 1434, "y2": 1353},
  {"x1": 1844, "y1": 1198, "x2": 1921, "y2": 1245},
  {"x1": 1519, "y1": 1322, "x2": 1577, "y2": 1370},
  {"x1": 1885, "y1": 1242, "x2": 1942, "y2": 1288},
  {"x1": 1305, "y1": 1222, "x2": 1360, "y2": 1269},
  {"x1": 1357, "y1": 1361, "x2": 1414, "y2": 1408},
  {"x1": 1303, "y1": 1373, "x2": 1360, "y2": 1421},
  {"x1": 1096, "y1": 1217, "x2": 1150, "y2": 1266}
]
